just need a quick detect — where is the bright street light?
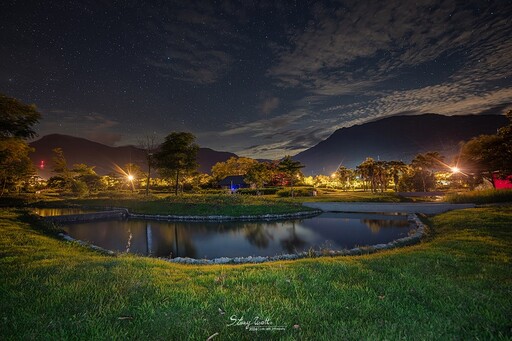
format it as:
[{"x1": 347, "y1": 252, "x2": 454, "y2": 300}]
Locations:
[
  {"x1": 450, "y1": 166, "x2": 460, "y2": 174},
  {"x1": 127, "y1": 174, "x2": 134, "y2": 181}
]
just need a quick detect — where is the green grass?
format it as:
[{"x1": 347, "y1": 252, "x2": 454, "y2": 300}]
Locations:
[
  {"x1": 446, "y1": 189, "x2": 512, "y2": 204},
  {"x1": 1, "y1": 206, "x2": 511, "y2": 340},
  {"x1": 27, "y1": 194, "x2": 315, "y2": 216}
]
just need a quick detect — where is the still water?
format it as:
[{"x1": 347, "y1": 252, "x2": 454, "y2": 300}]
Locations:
[{"x1": 62, "y1": 212, "x2": 412, "y2": 259}]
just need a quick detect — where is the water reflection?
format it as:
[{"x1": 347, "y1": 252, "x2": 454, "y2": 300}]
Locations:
[
  {"x1": 280, "y1": 222, "x2": 307, "y2": 254},
  {"x1": 362, "y1": 219, "x2": 409, "y2": 233},
  {"x1": 62, "y1": 213, "x2": 412, "y2": 259},
  {"x1": 32, "y1": 208, "x2": 97, "y2": 216}
]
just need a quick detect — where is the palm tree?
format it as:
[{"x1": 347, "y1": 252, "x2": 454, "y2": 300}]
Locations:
[
  {"x1": 387, "y1": 160, "x2": 408, "y2": 192},
  {"x1": 357, "y1": 158, "x2": 376, "y2": 192}
]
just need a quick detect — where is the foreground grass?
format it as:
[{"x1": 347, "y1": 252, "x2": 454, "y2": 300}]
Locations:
[{"x1": 1, "y1": 206, "x2": 511, "y2": 340}]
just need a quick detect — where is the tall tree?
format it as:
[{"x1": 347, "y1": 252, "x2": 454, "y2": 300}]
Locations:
[
  {"x1": 0, "y1": 139, "x2": 35, "y2": 195},
  {"x1": 411, "y1": 151, "x2": 444, "y2": 192},
  {"x1": 334, "y1": 166, "x2": 355, "y2": 191},
  {"x1": 357, "y1": 158, "x2": 376, "y2": 192},
  {"x1": 51, "y1": 147, "x2": 73, "y2": 189},
  {"x1": 278, "y1": 156, "x2": 304, "y2": 197},
  {"x1": 459, "y1": 110, "x2": 512, "y2": 187},
  {"x1": 138, "y1": 134, "x2": 158, "y2": 196},
  {"x1": 0, "y1": 93, "x2": 41, "y2": 139},
  {"x1": 155, "y1": 132, "x2": 199, "y2": 195},
  {"x1": 387, "y1": 160, "x2": 408, "y2": 192},
  {"x1": 0, "y1": 94, "x2": 41, "y2": 195}
]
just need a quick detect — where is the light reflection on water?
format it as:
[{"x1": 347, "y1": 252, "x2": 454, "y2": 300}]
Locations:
[
  {"x1": 32, "y1": 208, "x2": 98, "y2": 216},
  {"x1": 62, "y1": 212, "x2": 411, "y2": 259}
]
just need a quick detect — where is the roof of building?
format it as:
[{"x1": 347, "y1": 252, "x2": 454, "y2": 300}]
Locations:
[{"x1": 218, "y1": 175, "x2": 248, "y2": 186}]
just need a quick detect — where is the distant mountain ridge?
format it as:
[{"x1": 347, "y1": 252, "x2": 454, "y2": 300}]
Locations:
[
  {"x1": 29, "y1": 114, "x2": 508, "y2": 179},
  {"x1": 294, "y1": 114, "x2": 508, "y2": 175},
  {"x1": 29, "y1": 134, "x2": 237, "y2": 178}
]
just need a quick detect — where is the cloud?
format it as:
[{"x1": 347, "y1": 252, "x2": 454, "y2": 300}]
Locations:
[
  {"x1": 267, "y1": 0, "x2": 511, "y2": 96},
  {"x1": 230, "y1": 0, "x2": 512, "y2": 158},
  {"x1": 259, "y1": 97, "x2": 280, "y2": 115},
  {"x1": 144, "y1": 2, "x2": 246, "y2": 85}
]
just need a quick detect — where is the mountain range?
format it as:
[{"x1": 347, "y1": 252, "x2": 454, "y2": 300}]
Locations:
[
  {"x1": 294, "y1": 113, "x2": 508, "y2": 174},
  {"x1": 29, "y1": 134, "x2": 236, "y2": 179},
  {"x1": 29, "y1": 114, "x2": 508, "y2": 178}
]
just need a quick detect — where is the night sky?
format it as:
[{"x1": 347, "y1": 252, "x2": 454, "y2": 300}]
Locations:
[{"x1": 1, "y1": 0, "x2": 511, "y2": 159}]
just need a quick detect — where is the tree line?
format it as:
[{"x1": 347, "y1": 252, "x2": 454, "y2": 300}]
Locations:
[{"x1": 1, "y1": 93, "x2": 511, "y2": 196}]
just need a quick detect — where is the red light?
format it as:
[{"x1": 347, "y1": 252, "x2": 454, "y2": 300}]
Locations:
[{"x1": 40, "y1": 160, "x2": 45, "y2": 169}]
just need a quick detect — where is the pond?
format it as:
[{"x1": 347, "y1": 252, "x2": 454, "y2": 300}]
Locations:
[{"x1": 61, "y1": 212, "x2": 412, "y2": 259}]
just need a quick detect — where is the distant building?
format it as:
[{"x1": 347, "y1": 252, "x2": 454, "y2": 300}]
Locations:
[{"x1": 218, "y1": 175, "x2": 249, "y2": 191}]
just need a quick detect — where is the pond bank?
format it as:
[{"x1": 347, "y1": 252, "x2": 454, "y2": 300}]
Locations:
[{"x1": 303, "y1": 202, "x2": 475, "y2": 214}]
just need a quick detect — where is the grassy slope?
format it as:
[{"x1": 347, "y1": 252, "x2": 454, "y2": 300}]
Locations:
[{"x1": 1, "y1": 207, "x2": 511, "y2": 340}]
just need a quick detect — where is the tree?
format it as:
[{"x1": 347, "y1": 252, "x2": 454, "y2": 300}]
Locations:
[
  {"x1": 72, "y1": 163, "x2": 105, "y2": 192},
  {"x1": 138, "y1": 134, "x2": 158, "y2": 196},
  {"x1": 334, "y1": 166, "x2": 355, "y2": 191},
  {"x1": 0, "y1": 139, "x2": 35, "y2": 195},
  {"x1": 0, "y1": 94, "x2": 41, "y2": 195},
  {"x1": 356, "y1": 158, "x2": 376, "y2": 192},
  {"x1": 155, "y1": 132, "x2": 199, "y2": 195},
  {"x1": 0, "y1": 93, "x2": 41, "y2": 139},
  {"x1": 51, "y1": 148, "x2": 73, "y2": 190},
  {"x1": 410, "y1": 151, "x2": 444, "y2": 192},
  {"x1": 277, "y1": 156, "x2": 304, "y2": 197},
  {"x1": 387, "y1": 160, "x2": 408, "y2": 192},
  {"x1": 245, "y1": 162, "x2": 272, "y2": 188},
  {"x1": 459, "y1": 110, "x2": 512, "y2": 187},
  {"x1": 211, "y1": 157, "x2": 259, "y2": 180}
]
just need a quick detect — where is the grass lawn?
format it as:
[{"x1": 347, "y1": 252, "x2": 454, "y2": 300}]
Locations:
[
  {"x1": 25, "y1": 194, "x2": 315, "y2": 216},
  {"x1": 1, "y1": 205, "x2": 511, "y2": 340},
  {"x1": 6, "y1": 190, "x2": 418, "y2": 217}
]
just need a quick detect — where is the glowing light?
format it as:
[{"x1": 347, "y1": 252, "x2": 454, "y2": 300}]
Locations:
[
  {"x1": 331, "y1": 173, "x2": 336, "y2": 178},
  {"x1": 127, "y1": 174, "x2": 134, "y2": 181},
  {"x1": 451, "y1": 166, "x2": 460, "y2": 173}
]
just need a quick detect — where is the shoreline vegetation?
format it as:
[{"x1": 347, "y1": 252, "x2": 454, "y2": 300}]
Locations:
[{"x1": 1, "y1": 204, "x2": 511, "y2": 339}]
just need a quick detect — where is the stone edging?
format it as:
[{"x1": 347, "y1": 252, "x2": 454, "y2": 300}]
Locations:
[
  {"x1": 57, "y1": 232, "x2": 115, "y2": 256},
  {"x1": 127, "y1": 210, "x2": 322, "y2": 222}
]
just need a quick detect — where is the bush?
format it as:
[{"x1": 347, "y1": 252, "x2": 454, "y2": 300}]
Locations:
[
  {"x1": 197, "y1": 189, "x2": 228, "y2": 195},
  {"x1": 237, "y1": 188, "x2": 279, "y2": 195},
  {"x1": 276, "y1": 187, "x2": 314, "y2": 197}
]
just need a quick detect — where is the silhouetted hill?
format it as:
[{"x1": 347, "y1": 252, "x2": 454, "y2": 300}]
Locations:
[
  {"x1": 294, "y1": 114, "x2": 508, "y2": 175},
  {"x1": 29, "y1": 134, "x2": 237, "y2": 178}
]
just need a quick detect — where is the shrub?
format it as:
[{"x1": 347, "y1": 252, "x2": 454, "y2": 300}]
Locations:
[
  {"x1": 276, "y1": 187, "x2": 314, "y2": 197},
  {"x1": 237, "y1": 188, "x2": 279, "y2": 195}
]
